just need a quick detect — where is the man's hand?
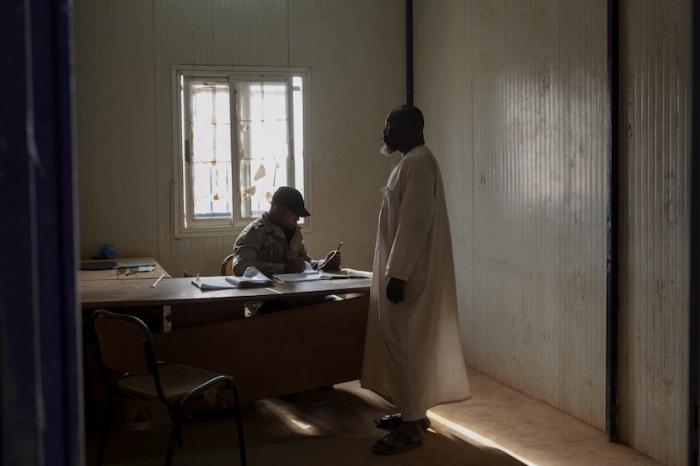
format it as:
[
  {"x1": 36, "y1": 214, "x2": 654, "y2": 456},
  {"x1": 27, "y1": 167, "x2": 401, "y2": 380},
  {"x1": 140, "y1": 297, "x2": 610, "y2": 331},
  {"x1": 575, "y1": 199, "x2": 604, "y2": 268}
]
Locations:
[
  {"x1": 386, "y1": 277, "x2": 407, "y2": 304},
  {"x1": 285, "y1": 257, "x2": 306, "y2": 273},
  {"x1": 319, "y1": 250, "x2": 342, "y2": 271}
]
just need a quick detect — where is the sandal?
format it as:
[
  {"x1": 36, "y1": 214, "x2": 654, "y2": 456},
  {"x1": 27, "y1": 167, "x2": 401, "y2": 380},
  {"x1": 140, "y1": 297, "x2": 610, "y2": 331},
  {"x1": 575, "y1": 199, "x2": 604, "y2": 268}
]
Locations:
[
  {"x1": 374, "y1": 413, "x2": 431, "y2": 431},
  {"x1": 372, "y1": 429, "x2": 423, "y2": 455}
]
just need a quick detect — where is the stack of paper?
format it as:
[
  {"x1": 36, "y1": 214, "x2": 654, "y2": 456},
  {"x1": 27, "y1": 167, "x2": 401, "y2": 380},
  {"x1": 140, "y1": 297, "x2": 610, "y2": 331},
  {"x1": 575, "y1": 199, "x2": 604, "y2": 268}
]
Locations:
[
  {"x1": 192, "y1": 266, "x2": 272, "y2": 290},
  {"x1": 191, "y1": 276, "x2": 237, "y2": 290},
  {"x1": 225, "y1": 267, "x2": 272, "y2": 288},
  {"x1": 273, "y1": 261, "x2": 325, "y2": 283},
  {"x1": 274, "y1": 266, "x2": 372, "y2": 283},
  {"x1": 192, "y1": 275, "x2": 236, "y2": 291},
  {"x1": 115, "y1": 260, "x2": 155, "y2": 269},
  {"x1": 302, "y1": 261, "x2": 317, "y2": 274},
  {"x1": 321, "y1": 268, "x2": 373, "y2": 279},
  {"x1": 273, "y1": 272, "x2": 329, "y2": 283}
]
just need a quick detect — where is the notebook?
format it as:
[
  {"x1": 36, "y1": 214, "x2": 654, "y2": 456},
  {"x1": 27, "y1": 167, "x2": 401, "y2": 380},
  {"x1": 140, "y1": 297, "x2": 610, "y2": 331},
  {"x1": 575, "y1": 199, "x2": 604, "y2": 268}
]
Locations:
[
  {"x1": 191, "y1": 267, "x2": 272, "y2": 290},
  {"x1": 191, "y1": 276, "x2": 238, "y2": 290},
  {"x1": 224, "y1": 267, "x2": 272, "y2": 288}
]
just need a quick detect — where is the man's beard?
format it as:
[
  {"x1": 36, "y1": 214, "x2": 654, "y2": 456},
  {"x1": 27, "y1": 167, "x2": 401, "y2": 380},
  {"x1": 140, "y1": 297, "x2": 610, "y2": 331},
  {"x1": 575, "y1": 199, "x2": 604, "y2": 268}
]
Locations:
[{"x1": 380, "y1": 143, "x2": 397, "y2": 157}]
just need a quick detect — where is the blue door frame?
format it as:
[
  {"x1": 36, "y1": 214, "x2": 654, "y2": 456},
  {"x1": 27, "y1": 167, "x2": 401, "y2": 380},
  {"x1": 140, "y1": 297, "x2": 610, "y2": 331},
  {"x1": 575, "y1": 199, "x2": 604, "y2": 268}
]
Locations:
[{"x1": 0, "y1": 0, "x2": 83, "y2": 465}]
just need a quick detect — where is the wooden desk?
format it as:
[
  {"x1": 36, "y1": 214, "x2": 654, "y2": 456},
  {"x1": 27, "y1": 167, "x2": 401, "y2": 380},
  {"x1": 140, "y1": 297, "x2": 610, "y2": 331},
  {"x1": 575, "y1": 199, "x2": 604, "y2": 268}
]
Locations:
[
  {"x1": 154, "y1": 293, "x2": 370, "y2": 401},
  {"x1": 79, "y1": 257, "x2": 170, "y2": 281},
  {"x1": 81, "y1": 269, "x2": 371, "y2": 401},
  {"x1": 81, "y1": 276, "x2": 371, "y2": 308}
]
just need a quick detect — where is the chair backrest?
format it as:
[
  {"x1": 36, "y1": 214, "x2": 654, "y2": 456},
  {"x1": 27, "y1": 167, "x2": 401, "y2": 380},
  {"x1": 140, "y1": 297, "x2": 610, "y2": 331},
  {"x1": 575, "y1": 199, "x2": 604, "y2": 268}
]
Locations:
[
  {"x1": 221, "y1": 254, "x2": 234, "y2": 276},
  {"x1": 93, "y1": 310, "x2": 154, "y2": 377}
]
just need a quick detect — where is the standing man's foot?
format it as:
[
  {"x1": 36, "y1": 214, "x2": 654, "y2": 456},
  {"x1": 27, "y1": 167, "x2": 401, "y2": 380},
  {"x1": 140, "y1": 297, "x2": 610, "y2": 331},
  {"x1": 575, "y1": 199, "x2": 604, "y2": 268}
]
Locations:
[
  {"x1": 372, "y1": 421, "x2": 424, "y2": 455},
  {"x1": 374, "y1": 413, "x2": 431, "y2": 431}
]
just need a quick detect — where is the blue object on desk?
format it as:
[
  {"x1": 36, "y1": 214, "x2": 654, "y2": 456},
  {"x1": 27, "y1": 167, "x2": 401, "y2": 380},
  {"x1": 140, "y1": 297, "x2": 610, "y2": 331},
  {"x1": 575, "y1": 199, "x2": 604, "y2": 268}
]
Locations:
[{"x1": 100, "y1": 244, "x2": 117, "y2": 259}]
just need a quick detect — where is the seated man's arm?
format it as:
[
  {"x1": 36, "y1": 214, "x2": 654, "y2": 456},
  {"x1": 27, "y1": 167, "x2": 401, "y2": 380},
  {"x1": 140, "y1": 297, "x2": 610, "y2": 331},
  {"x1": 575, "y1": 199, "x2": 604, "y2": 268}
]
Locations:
[
  {"x1": 297, "y1": 242, "x2": 318, "y2": 268},
  {"x1": 301, "y1": 242, "x2": 341, "y2": 271},
  {"x1": 232, "y1": 233, "x2": 286, "y2": 277}
]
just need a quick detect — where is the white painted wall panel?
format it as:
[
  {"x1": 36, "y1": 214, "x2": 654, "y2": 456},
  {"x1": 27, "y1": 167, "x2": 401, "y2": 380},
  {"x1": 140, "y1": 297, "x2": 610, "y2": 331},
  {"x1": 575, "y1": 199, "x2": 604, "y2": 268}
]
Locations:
[
  {"x1": 288, "y1": 0, "x2": 404, "y2": 269},
  {"x1": 618, "y1": 1, "x2": 692, "y2": 464},
  {"x1": 151, "y1": 0, "x2": 289, "y2": 276},
  {"x1": 412, "y1": 0, "x2": 476, "y2": 363},
  {"x1": 76, "y1": 0, "x2": 404, "y2": 275},
  {"x1": 415, "y1": 0, "x2": 609, "y2": 429},
  {"x1": 75, "y1": 0, "x2": 158, "y2": 258}
]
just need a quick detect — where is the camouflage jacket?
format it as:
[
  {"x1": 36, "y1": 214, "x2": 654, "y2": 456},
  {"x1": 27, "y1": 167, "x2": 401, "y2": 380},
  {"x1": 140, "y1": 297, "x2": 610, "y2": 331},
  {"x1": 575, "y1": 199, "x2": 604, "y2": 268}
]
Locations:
[{"x1": 232, "y1": 213, "x2": 312, "y2": 277}]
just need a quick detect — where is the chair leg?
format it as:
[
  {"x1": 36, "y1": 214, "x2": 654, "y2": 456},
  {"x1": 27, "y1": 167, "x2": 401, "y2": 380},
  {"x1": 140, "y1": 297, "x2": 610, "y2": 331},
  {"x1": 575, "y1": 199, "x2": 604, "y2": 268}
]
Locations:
[
  {"x1": 165, "y1": 406, "x2": 184, "y2": 466},
  {"x1": 166, "y1": 410, "x2": 184, "y2": 447},
  {"x1": 168, "y1": 410, "x2": 184, "y2": 447},
  {"x1": 176, "y1": 421, "x2": 184, "y2": 447},
  {"x1": 231, "y1": 384, "x2": 247, "y2": 466},
  {"x1": 96, "y1": 388, "x2": 115, "y2": 466}
]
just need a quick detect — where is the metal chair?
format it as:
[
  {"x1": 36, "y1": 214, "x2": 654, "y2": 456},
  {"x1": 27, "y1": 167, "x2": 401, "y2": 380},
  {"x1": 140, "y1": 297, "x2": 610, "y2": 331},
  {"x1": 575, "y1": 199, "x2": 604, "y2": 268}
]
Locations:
[
  {"x1": 221, "y1": 254, "x2": 234, "y2": 276},
  {"x1": 92, "y1": 309, "x2": 246, "y2": 466}
]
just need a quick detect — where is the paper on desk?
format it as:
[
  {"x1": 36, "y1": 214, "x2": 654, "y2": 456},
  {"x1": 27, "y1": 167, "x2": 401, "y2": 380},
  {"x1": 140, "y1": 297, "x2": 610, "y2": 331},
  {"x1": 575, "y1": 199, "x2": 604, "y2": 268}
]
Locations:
[
  {"x1": 225, "y1": 266, "x2": 272, "y2": 288},
  {"x1": 192, "y1": 267, "x2": 272, "y2": 290},
  {"x1": 191, "y1": 276, "x2": 238, "y2": 290},
  {"x1": 282, "y1": 268, "x2": 372, "y2": 281},
  {"x1": 324, "y1": 268, "x2": 372, "y2": 279},
  {"x1": 302, "y1": 261, "x2": 317, "y2": 274},
  {"x1": 115, "y1": 260, "x2": 156, "y2": 269},
  {"x1": 272, "y1": 261, "x2": 331, "y2": 283},
  {"x1": 273, "y1": 272, "x2": 331, "y2": 283}
]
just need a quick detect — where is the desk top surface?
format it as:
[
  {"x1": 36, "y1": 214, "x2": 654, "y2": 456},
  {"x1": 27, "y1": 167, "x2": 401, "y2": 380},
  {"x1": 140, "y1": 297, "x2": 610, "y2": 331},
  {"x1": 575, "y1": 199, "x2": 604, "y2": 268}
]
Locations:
[
  {"x1": 79, "y1": 257, "x2": 170, "y2": 281},
  {"x1": 81, "y1": 276, "x2": 372, "y2": 308}
]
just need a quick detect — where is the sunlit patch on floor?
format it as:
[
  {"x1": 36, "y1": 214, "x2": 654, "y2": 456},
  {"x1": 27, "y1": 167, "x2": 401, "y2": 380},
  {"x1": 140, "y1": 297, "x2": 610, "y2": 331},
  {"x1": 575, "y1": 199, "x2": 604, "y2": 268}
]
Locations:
[
  {"x1": 263, "y1": 399, "x2": 325, "y2": 436},
  {"x1": 428, "y1": 411, "x2": 540, "y2": 466}
]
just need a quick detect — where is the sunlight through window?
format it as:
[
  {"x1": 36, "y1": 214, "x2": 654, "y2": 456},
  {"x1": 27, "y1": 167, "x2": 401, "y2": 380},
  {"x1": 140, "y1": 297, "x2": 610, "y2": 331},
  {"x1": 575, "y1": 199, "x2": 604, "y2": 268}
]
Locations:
[{"x1": 175, "y1": 68, "x2": 308, "y2": 236}]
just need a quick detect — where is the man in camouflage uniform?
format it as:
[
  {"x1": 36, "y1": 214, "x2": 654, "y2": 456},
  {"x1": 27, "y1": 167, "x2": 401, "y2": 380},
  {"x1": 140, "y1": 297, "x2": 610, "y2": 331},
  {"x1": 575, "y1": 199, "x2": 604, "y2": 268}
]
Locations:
[{"x1": 232, "y1": 187, "x2": 340, "y2": 277}]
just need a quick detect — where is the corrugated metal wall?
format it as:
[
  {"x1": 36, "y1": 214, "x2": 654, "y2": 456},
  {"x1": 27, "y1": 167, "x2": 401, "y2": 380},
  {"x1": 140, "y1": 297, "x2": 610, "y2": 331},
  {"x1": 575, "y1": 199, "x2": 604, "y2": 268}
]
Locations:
[
  {"x1": 414, "y1": 0, "x2": 609, "y2": 429},
  {"x1": 618, "y1": 0, "x2": 692, "y2": 464},
  {"x1": 75, "y1": 0, "x2": 404, "y2": 275}
]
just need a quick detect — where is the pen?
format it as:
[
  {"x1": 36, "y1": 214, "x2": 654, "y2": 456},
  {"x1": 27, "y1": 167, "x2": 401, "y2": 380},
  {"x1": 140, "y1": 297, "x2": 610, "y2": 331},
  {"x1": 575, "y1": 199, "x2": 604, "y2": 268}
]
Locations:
[{"x1": 151, "y1": 273, "x2": 165, "y2": 288}]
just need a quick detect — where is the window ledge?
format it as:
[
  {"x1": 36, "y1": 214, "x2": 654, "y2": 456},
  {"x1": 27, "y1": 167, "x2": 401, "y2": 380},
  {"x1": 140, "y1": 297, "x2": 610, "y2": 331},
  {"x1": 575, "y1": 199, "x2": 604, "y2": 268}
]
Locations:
[{"x1": 174, "y1": 219, "x2": 314, "y2": 239}]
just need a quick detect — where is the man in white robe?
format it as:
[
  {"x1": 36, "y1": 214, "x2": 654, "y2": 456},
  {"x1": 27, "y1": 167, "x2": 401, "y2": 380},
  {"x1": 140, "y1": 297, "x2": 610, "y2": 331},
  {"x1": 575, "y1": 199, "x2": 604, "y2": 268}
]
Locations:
[{"x1": 361, "y1": 105, "x2": 470, "y2": 454}]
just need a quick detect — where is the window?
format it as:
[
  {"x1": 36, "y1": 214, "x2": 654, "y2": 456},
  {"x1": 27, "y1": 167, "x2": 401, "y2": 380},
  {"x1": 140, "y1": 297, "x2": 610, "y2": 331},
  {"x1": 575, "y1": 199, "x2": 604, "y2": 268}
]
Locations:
[{"x1": 173, "y1": 67, "x2": 309, "y2": 237}]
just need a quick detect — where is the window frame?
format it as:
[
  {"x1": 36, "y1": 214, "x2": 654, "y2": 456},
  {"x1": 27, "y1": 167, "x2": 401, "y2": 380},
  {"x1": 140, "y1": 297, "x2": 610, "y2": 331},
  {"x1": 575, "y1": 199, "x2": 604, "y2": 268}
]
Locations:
[{"x1": 171, "y1": 65, "x2": 312, "y2": 238}]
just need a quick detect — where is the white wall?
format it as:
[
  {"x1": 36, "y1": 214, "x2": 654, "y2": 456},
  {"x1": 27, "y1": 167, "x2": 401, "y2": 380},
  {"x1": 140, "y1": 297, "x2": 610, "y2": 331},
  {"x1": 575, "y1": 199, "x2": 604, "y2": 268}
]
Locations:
[
  {"x1": 414, "y1": 0, "x2": 609, "y2": 429},
  {"x1": 618, "y1": 0, "x2": 692, "y2": 464},
  {"x1": 75, "y1": 0, "x2": 404, "y2": 275}
]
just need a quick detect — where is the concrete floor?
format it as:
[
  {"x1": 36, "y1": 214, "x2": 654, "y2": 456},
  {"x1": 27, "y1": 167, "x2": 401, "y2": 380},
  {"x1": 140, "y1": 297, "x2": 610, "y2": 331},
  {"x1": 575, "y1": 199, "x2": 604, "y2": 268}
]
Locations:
[
  {"x1": 429, "y1": 370, "x2": 660, "y2": 466},
  {"x1": 88, "y1": 368, "x2": 661, "y2": 466}
]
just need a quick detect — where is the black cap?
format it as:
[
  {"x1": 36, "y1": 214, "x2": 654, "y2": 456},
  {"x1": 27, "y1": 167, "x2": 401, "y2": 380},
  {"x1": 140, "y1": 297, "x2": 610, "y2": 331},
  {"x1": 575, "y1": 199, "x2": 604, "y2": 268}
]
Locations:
[{"x1": 271, "y1": 187, "x2": 311, "y2": 217}]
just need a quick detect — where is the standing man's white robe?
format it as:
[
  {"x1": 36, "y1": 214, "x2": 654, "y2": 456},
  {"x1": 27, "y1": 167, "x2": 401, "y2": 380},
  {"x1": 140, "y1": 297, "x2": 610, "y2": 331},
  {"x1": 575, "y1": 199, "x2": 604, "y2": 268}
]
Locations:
[{"x1": 361, "y1": 145, "x2": 470, "y2": 420}]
